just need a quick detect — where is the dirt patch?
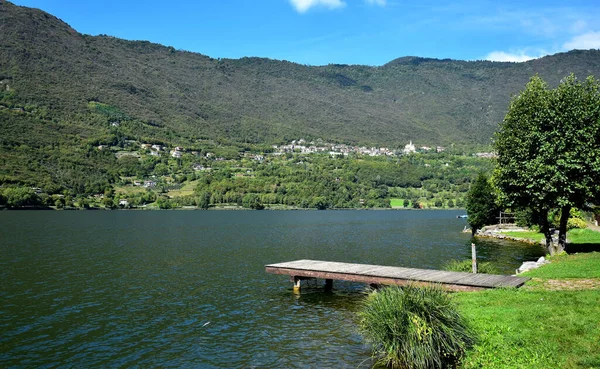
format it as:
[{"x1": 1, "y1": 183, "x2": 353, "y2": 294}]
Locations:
[{"x1": 527, "y1": 278, "x2": 600, "y2": 291}]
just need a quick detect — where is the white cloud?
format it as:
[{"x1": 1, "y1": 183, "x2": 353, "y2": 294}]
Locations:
[
  {"x1": 365, "y1": 0, "x2": 386, "y2": 6},
  {"x1": 289, "y1": 0, "x2": 346, "y2": 13},
  {"x1": 485, "y1": 51, "x2": 540, "y2": 62},
  {"x1": 563, "y1": 31, "x2": 600, "y2": 50}
]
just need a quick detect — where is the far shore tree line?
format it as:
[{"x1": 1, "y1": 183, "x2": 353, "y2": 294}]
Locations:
[
  {"x1": 0, "y1": 150, "x2": 492, "y2": 211},
  {"x1": 467, "y1": 74, "x2": 600, "y2": 256}
]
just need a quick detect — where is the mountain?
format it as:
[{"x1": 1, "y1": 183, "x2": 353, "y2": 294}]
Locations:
[{"x1": 1, "y1": 1, "x2": 600, "y2": 148}]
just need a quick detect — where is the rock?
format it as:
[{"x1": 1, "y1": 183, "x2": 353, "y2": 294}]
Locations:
[{"x1": 516, "y1": 257, "x2": 550, "y2": 274}]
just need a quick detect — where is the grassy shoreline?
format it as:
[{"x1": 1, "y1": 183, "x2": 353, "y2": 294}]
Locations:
[
  {"x1": 497, "y1": 228, "x2": 600, "y2": 246},
  {"x1": 455, "y1": 252, "x2": 600, "y2": 368}
]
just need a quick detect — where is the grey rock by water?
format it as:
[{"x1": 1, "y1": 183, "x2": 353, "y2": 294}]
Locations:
[{"x1": 516, "y1": 256, "x2": 549, "y2": 274}]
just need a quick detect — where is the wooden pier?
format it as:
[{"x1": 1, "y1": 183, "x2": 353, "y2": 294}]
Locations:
[{"x1": 265, "y1": 259, "x2": 529, "y2": 292}]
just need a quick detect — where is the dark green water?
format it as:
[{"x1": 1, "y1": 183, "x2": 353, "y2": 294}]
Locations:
[{"x1": 0, "y1": 210, "x2": 544, "y2": 368}]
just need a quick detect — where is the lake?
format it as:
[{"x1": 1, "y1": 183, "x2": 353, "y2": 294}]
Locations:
[{"x1": 0, "y1": 210, "x2": 544, "y2": 368}]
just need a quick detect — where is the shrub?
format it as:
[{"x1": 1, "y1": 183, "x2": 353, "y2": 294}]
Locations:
[
  {"x1": 442, "y1": 259, "x2": 500, "y2": 274},
  {"x1": 550, "y1": 207, "x2": 588, "y2": 230},
  {"x1": 567, "y1": 216, "x2": 587, "y2": 230},
  {"x1": 357, "y1": 285, "x2": 475, "y2": 369}
]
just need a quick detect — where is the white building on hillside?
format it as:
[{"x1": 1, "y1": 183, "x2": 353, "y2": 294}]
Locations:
[{"x1": 403, "y1": 141, "x2": 416, "y2": 155}]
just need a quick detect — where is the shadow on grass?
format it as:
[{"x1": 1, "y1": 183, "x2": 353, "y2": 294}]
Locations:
[{"x1": 566, "y1": 243, "x2": 600, "y2": 253}]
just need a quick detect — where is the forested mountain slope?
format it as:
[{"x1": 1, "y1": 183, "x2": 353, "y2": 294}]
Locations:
[{"x1": 2, "y1": 0, "x2": 600, "y2": 148}]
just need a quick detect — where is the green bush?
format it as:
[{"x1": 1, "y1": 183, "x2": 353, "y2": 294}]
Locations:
[
  {"x1": 442, "y1": 259, "x2": 500, "y2": 274},
  {"x1": 567, "y1": 216, "x2": 587, "y2": 230},
  {"x1": 550, "y1": 207, "x2": 588, "y2": 230},
  {"x1": 358, "y1": 285, "x2": 475, "y2": 369}
]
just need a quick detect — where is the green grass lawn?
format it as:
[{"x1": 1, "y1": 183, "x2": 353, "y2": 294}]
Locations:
[
  {"x1": 167, "y1": 180, "x2": 199, "y2": 197},
  {"x1": 454, "y1": 252, "x2": 600, "y2": 368},
  {"x1": 567, "y1": 228, "x2": 600, "y2": 244},
  {"x1": 389, "y1": 198, "x2": 406, "y2": 207},
  {"x1": 499, "y1": 230, "x2": 545, "y2": 242},
  {"x1": 500, "y1": 228, "x2": 600, "y2": 245},
  {"x1": 521, "y1": 252, "x2": 600, "y2": 279}
]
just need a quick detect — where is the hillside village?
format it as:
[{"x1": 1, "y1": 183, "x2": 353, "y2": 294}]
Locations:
[
  {"x1": 272, "y1": 139, "x2": 447, "y2": 157},
  {"x1": 120, "y1": 139, "x2": 452, "y2": 163}
]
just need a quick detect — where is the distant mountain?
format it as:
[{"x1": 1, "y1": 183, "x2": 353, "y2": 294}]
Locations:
[{"x1": 2, "y1": 0, "x2": 600, "y2": 148}]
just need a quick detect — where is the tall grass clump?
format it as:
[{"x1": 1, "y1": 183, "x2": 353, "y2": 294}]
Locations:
[
  {"x1": 358, "y1": 285, "x2": 475, "y2": 369},
  {"x1": 442, "y1": 259, "x2": 500, "y2": 274}
]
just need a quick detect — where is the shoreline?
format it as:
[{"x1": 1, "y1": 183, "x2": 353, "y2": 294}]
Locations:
[
  {"x1": 1, "y1": 206, "x2": 467, "y2": 211},
  {"x1": 472, "y1": 225, "x2": 544, "y2": 245}
]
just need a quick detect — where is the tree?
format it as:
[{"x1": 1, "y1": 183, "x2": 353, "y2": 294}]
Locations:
[
  {"x1": 197, "y1": 191, "x2": 211, "y2": 210},
  {"x1": 1, "y1": 187, "x2": 41, "y2": 209},
  {"x1": 242, "y1": 193, "x2": 264, "y2": 210},
  {"x1": 494, "y1": 74, "x2": 600, "y2": 254},
  {"x1": 466, "y1": 173, "x2": 499, "y2": 235},
  {"x1": 311, "y1": 196, "x2": 328, "y2": 210}
]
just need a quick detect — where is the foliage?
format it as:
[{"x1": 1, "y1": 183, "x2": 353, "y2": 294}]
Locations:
[
  {"x1": 358, "y1": 285, "x2": 475, "y2": 369},
  {"x1": 242, "y1": 193, "x2": 264, "y2": 210},
  {"x1": 197, "y1": 191, "x2": 211, "y2": 209},
  {"x1": 567, "y1": 217, "x2": 587, "y2": 230},
  {"x1": 465, "y1": 173, "x2": 499, "y2": 234},
  {"x1": 494, "y1": 74, "x2": 600, "y2": 254},
  {"x1": 0, "y1": 187, "x2": 41, "y2": 208},
  {"x1": 442, "y1": 259, "x2": 500, "y2": 274}
]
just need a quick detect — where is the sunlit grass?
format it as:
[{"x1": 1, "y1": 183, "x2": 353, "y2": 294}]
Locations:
[
  {"x1": 567, "y1": 228, "x2": 600, "y2": 244},
  {"x1": 455, "y1": 251, "x2": 600, "y2": 368},
  {"x1": 500, "y1": 228, "x2": 600, "y2": 245},
  {"x1": 167, "y1": 180, "x2": 198, "y2": 197},
  {"x1": 457, "y1": 289, "x2": 600, "y2": 369},
  {"x1": 521, "y1": 252, "x2": 600, "y2": 279},
  {"x1": 499, "y1": 231, "x2": 544, "y2": 242},
  {"x1": 389, "y1": 198, "x2": 406, "y2": 207}
]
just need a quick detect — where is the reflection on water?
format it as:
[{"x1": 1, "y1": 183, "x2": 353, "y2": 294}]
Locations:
[{"x1": 0, "y1": 210, "x2": 544, "y2": 368}]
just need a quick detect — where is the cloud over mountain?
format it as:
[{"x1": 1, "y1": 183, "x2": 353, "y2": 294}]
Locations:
[{"x1": 563, "y1": 31, "x2": 600, "y2": 50}]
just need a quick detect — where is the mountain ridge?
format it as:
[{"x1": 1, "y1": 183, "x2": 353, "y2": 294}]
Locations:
[{"x1": 2, "y1": 0, "x2": 600, "y2": 148}]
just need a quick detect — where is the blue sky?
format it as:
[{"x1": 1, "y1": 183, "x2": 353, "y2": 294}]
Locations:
[{"x1": 10, "y1": 0, "x2": 600, "y2": 66}]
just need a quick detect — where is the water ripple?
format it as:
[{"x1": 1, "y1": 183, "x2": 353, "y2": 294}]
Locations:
[{"x1": 0, "y1": 210, "x2": 543, "y2": 368}]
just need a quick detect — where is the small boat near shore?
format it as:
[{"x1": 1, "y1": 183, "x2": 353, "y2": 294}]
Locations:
[{"x1": 457, "y1": 215, "x2": 468, "y2": 219}]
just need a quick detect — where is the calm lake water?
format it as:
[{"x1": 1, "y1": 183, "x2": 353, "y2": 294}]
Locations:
[{"x1": 1, "y1": 210, "x2": 544, "y2": 368}]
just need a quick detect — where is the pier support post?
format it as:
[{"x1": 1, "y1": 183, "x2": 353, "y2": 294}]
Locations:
[
  {"x1": 324, "y1": 279, "x2": 333, "y2": 291},
  {"x1": 471, "y1": 243, "x2": 478, "y2": 273},
  {"x1": 292, "y1": 276, "x2": 301, "y2": 292}
]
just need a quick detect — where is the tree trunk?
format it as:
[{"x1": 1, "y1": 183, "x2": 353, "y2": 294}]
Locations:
[
  {"x1": 539, "y1": 208, "x2": 555, "y2": 255},
  {"x1": 556, "y1": 205, "x2": 571, "y2": 254}
]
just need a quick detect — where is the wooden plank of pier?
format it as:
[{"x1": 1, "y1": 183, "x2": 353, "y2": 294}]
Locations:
[{"x1": 265, "y1": 259, "x2": 529, "y2": 292}]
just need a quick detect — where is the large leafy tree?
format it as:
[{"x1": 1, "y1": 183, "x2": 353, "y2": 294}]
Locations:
[
  {"x1": 466, "y1": 173, "x2": 499, "y2": 235},
  {"x1": 494, "y1": 74, "x2": 600, "y2": 254}
]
